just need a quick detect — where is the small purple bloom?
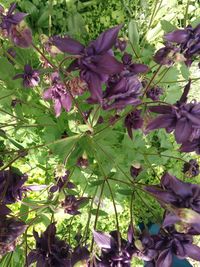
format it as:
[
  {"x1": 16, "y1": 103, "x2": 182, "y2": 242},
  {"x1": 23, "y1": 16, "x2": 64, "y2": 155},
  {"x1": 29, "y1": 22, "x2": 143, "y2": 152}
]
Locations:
[
  {"x1": 154, "y1": 43, "x2": 181, "y2": 66},
  {"x1": 0, "y1": 2, "x2": 27, "y2": 33},
  {"x1": 61, "y1": 195, "x2": 88, "y2": 215},
  {"x1": 43, "y1": 72, "x2": 71, "y2": 117},
  {"x1": 27, "y1": 223, "x2": 71, "y2": 267},
  {"x1": 51, "y1": 25, "x2": 124, "y2": 103},
  {"x1": 115, "y1": 38, "x2": 127, "y2": 52},
  {"x1": 76, "y1": 156, "x2": 89, "y2": 169},
  {"x1": 165, "y1": 24, "x2": 200, "y2": 66},
  {"x1": 183, "y1": 159, "x2": 199, "y2": 178},
  {"x1": 146, "y1": 86, "x2": 163, "y2": 101},
  {"x1": 10, "y1": 23, "x2": 32, "y2": 48},
  {"x1": 125, "y1": 109, "x2": 144, "y2": 139},
  {"x1": 0, "y1": 167, "x2": 28, "y2": 204},
  {"x1": 130, "y1": 164, "x2": 143, "y2": 178},
  {"x1": 50, "y1": 170, "x2": 75, "y2": 193},
  {"x1": 13, "y1": 64, "x2": 40, "y2": 88}
]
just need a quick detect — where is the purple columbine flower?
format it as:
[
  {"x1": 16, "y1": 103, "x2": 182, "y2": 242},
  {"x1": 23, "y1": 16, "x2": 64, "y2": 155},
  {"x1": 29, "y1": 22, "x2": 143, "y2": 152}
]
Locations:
[
  {"x1": 51, "y1": 25, "x2": 124, "y2": 103},
  {"x1": 115, "y1": 38, "x2": 127, "y2": 52},
  {"x1": 10, "y1": 23, "x2": 32, "y2": 48},
  {"x1": 125, "y1": 109, "x2": 144, "y2": 139},
  {"x1": 146, "y1": 86, "x2": 163, "y2": 101},
  {"x1": 43, "y1": 72, "x2": 72, "y2": 117},
  {"x1": 0, "y1": 2, "x2": 27, "y2": 33},
  {"x1": 61, "y1": 195, "x2": 88, "y2": 215},
  {"x1": 13, "y1": 64, "x2": 40, "y2": 88},
  {"x1": 27, "y1": 223, "x2": 72, "y2": 267},
  {"x1": 103, "y1": 53, "x2": 148, "y2": 110},
  {"x1": 130, "y1": 164, "x2": 143, "y2": 178},
  {"x1": 183, "y1": 159, "x2": 199, "y2": 178},
  {"x1": 0, "y1": 167, "x2": 28, "y2": 204},
  {"x1": 93, "y1": 230, "x2": 132, "y2": 266},
  {"x1": 146, "y1": 80, "x2": 200, "y2": 144},
  {"x1": 50, "y1": 170, "x2": 75, "y2": 193},
  {"x1": 0, "y1": 205, "x2": 27, "y2": 256},
  {"x1": 153, "y1": 42, "x2": 185, "y2": 66},
  {"x1": 144, "y1": 172, "x2": 200, "y2": 215},
  {"x1": 165, "y1": 24, "x2": 200, "y2": 66}
]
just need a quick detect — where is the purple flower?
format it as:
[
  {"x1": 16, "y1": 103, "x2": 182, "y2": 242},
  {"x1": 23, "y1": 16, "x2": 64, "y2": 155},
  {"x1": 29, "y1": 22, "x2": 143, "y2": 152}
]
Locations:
[
  {"x1": 115, "y1": 38, "x2": 127, "y2": 52},
  {"x1": 102, "y1": 53, "x2": 148, "y2": 110},
  {"x1": 27, "y1": 223, "x2": 71, "y2": 267},
  {"x1": 76, "y1": 156, "x2": 89, "y2": 169},
  {"x1": 61, "y1": 195, "x2": 88, "y2": 215},
  {"x1": 165, "y1": 24, "x2": 200, "y2": 66},
  {"x1": 93, "y1": 230, "x2": 132, "y2": 266},
  {"x1": 0, "y1": 2, "x2": 27, "y2": 33},
  {"x1": 125, "y1": 109, "x2": 144, "y2": 139},
  {"x1": 0, "y1": 210, "x2": 27, "y2": 256},
  {"x1": 0, "y1": 167, "x2": 27, "y2": 204},
  {"x1": 50, "y1": 170, "x2": 75, "y2": 193},
  {"x1": 13, "y1": 64, "x2": 40, "y2": 88},
  {"x1": 43, "y1": 72, "x2": 71, "y2": 117},
  {"x1": 180, "y1": 137, "x2": 200, "y2": 154},
  {"x1": 51, "y1": 25, "x2": 124, "y2": 103},
  {"x1": 10, "y1": 23, "x2": 32, "y2": 48},
  {"x1": 130, "y1": 164, "x2": 143, "y2": 178},
  {"x1": 153, "y1": 43, "x2": 182, "y2": 66},
  {"x1": 183, "y1": 159, "x2": 199, "y2": 178},
  {"x1": 146, "y1": 86, "x2": 163, "y2": 101},
  {"x1": 144, "y1": 172, "x2": 200, "y2": 214}
]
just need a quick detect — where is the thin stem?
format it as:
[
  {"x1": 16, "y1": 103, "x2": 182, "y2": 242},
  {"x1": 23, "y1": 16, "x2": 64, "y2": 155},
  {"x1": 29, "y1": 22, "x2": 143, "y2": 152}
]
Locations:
[
  {"x1": 143, "y1": 152, "x2": 188, "y2": 163},
  {"x1": 184, "y1": 0, "x2": 190, "y2": 27},
  {"x1": 31, "y1": 43, "x2": 56, "y2": 69},
  {"x1": 0, "y1": 153, "x2": 24, "y2": 171}
]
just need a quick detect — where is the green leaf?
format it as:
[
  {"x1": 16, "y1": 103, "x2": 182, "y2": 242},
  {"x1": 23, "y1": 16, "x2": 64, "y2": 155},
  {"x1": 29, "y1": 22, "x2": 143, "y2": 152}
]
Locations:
[
  {"x1": 89, "y1": 179, "x2": 104, "y2": 187},
  {"x1": 0, "y1": 58, "x2": 15, "y2": 80},
  {"x1": 117, "y1": 189, "x2": 133, "y2": 195},
  {"x1": 128, "y1": 20, "x2": 139, "y2": 45},
  {"x1": 180, "y1": 63, "x2": 190, "y2": 80},
  {"x1": 160, "y1": 20, "x2": 177, "y2": 32},
  {"x1": 91, "y1": 209, "x2": 108, "y2": 216},
  {"x1": 19, "y1": 204, "x2": 29, "y2": 221},
  {"x1": 49, "y1": 134, "x2": 81, "y2": 160},
  {"x1": 88, "y1": 106, "x2": 100, "y2": 127}
]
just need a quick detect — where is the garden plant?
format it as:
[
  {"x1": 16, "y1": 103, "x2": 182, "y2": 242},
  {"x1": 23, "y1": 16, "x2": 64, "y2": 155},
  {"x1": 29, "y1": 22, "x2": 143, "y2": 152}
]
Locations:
[{"x1": 0, "y1": 0, "x2": 200, "y2": 266}]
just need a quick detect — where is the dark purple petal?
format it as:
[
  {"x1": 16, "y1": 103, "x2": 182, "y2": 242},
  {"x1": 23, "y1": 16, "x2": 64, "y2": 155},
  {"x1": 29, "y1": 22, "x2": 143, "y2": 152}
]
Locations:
[
  {"x1": 51, "y1": 36, "x2": 84, "y2": 55},
  {"x1": 146, "y1": 114, "x2": 175, "y2": 132},
  {"x1": 156, "y1": 249, "x2": 172, "y2": 267},
  {"x1": 179, "y1": 140, "x2": 200, "y2": 153},
  {"x1": 93, "y1": 230, "x2": 115, "y2": 249},
  {"x1": 104, "y1": 97, "x2": 141, "y2": 110},
  {"x1": 185, "y1": 244, "x2": 200, "y2": 261},
  {"x1": 162, "y1": 212, "x2": 180, "y2": 227},
  {"x1": 161, "y1": 172, "x2": 193, "y2": 198},
  {"x1": 144, "y1": 185, "x2": 177, "y2": 203},
  {"x1": 11, "y1": 13, "x2": 28, "y2": 24},
  {"x1": 129, "y1": 63, "x2": 149, "y2": 74},
  {"x1": 165, "y1": 30, "x2": 189, "y2": 44},
  {"x1": 179, "y1": 79, "x2": 191, "y2": 103},
  {"x1": 174, "y1": 118, "x2": 192, "y2": 143},
  {"x1": 92, "y1": 24, "x2": 123, "y2": 54},
  {"x1": 148, "y1": 105, "x2": 173, "y2": 114},
  {"x1": 27, "y1": 250, "x2": 38, "y2": 266},
  {"x1": 8, "y1": 3, "x2": 17, "y2": 15},
  {"x1": 13, "y1": 73, "x2": 24, "y2": 80}
]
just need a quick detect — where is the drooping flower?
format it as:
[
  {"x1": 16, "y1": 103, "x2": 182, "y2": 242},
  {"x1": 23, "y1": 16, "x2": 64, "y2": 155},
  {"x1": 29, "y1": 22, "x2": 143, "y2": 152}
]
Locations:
[
  {"x1": 125, "y1": 109, "x2": 144, "y2": 139},
  {"x1": 165, "y1": 24, "x2": 200, "y2": 66},
  {"x1": 61, "y1": 195, "x2": 88, "y2": 215},
  {"x1": 10, "y1": 21, "x2": 32, "y2": 48},
  {"x1": 50, "y1": 170, "x2": 75, "y2": 193},
  {"x1": 93, "y1": 230, "x2": 132, "y2": 266},
  {"x1": 144, "y1": 172, "x2": 200, "y2": 214},
  {"x1": 146, "y1": 86, "x2": 163, "y2": 101},
  {"x1": 0, "y1": 2, "x2": 27, "y2": 33},
  {"x1": 103, "y1": 53, "x2": 148, "y2": 110},
  {"x1": 27, "y1": 223, "x2": 71, "y2": 267},
  {"x1": 130, "y1": 163, "x2": 143, "y2": 178},
  {"x1": 115, "y1": 38, "x2": 127, "y2": 52},
  {"x1": 153, "y1": 43, "x2": 184, "y2": 66},
  {"x1": 0, "y1": 167, "x2": 27, "y2": 204},
  {"x1": 51, "y1": 25, "x2": 124, "y2": 103},
  {"x1": 0, "y1": 205, "x2": 27, "y2": 256},
  {"x1": 183, "y1": 159, "x2": 199, "y2": 178},
  {"x1": 13, "y1": 64, "x2": 40, "y2": 88},
  {"x1": 43, "y1": 72, "x2": 71, "y2": 117}
]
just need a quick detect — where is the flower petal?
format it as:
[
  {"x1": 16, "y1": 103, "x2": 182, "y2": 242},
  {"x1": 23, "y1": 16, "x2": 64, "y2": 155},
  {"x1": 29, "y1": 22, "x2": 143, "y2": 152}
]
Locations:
[
  {"x1": 185, "y1": 244, "x2": 200, "y2": 261},
  {"x1": 165, "y1": 30, "x2": 189, "y2": 44},
  {"x1": 61, "y1": 94, "x2": 72, "y2": 112},
  {"x1": 51, "y1": 36, "x2": 84, "y2": 55},
  {"x1": 174, "y1": 118, "x2": 192, "y2": 143},
  {"x1": 146, "y1": 114, "x2": 175, "y2": 132},
  {"x1": 54, "y1": 98, "x2": 62, "y2": 117},
  {"x1": 92, "y1": 24, "x2": 123, "y2": 54},
  {"x1": 93, "y1": 230, "x2": 115, "y2": 249},
  {"x1": 156, "y1": 249, "x2": 173, "y2": 267},
  {"x1": 144, "y1": 185, "x2": 177, "y2": 204},
  {"x1": 43, "y1": 88, "x2": 53, "y2": 100}
]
